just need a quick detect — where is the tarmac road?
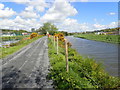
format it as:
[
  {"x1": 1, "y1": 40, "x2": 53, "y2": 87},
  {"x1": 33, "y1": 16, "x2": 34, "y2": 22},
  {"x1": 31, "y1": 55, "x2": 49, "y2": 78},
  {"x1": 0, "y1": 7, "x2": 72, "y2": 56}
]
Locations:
[{"x1": 1, "y1": 36, "x2": 53, "y2": 88}]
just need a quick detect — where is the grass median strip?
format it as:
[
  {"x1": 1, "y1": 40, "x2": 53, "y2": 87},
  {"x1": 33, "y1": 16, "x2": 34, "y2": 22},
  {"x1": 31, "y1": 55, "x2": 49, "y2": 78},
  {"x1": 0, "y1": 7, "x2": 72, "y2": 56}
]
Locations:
[
  {"x1": 48, "y1": 38, "x2": 120, "y2": 89},
  {"x1": 0, "y1": 36, "x2": 43, "y2": 59}
]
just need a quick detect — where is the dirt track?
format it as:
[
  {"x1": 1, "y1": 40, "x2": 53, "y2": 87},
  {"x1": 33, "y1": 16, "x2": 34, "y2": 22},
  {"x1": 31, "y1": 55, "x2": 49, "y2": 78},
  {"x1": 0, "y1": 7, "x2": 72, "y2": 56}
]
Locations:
[{"x1": 1, "y1": 36, "x2": 53, "y2": 88}]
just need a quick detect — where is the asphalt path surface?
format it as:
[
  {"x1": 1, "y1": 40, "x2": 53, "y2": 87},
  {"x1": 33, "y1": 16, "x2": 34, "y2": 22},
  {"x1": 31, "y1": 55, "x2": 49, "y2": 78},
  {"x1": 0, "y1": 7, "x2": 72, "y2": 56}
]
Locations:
[{"x1": 1, "y1": 36, "x2": 53, "y2": 88}]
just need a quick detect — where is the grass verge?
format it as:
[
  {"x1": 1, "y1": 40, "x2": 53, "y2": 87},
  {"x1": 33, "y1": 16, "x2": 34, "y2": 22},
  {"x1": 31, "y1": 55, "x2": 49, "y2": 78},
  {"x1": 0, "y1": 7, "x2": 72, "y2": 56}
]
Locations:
[
  {"x1": 0, "y1": 36, "x2": 43, "y2": 59},
  {"x1": 74, "y1": 34, "x2": 120, "y2": 44},
  {"x1": 48, "y1": 38, "x2": 120, "y2": 89}
]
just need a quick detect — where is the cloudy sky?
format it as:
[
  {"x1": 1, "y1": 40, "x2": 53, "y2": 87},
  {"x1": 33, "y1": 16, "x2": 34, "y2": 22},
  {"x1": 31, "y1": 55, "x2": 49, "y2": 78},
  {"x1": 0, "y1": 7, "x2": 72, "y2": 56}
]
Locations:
[{"x1": 0, "y1": 0, "x2": 119, "y2": 32}]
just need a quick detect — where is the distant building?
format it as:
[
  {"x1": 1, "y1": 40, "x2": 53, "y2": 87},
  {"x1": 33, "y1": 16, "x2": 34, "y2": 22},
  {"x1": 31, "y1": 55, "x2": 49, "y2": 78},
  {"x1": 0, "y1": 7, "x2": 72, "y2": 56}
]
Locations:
[
  {"x1": 95, "y1": 32, "x2": 107, "y2": 35},
  {"x1": 22, "y1": 32, "x2": 28, "y2": 35}
]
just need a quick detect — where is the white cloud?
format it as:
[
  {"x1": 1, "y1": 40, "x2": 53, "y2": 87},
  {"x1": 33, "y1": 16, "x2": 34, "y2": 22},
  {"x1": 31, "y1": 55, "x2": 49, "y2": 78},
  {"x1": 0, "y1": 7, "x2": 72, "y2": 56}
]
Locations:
[
  {"x1": 7, "y1": 0, "x2": 30, "y2": 4},
  {"x1": 92, "y1": 22, "x2": 118, "y2": 31},
  {"x1": 13, "y1": 16, "x2": 41, "y2": 30},
  {"x1": 57, "y1": 18, "x2": 118, "y2": 32},
  {"x1": 1, "y1": 0, "x2": 48, "y2": 13},
  {"x1": 93, "y1": 24, "x2": 106, "y2": 30},
  {"x1": 0, "y1": 3, "x2": 16, "y2": 18},
  {"x1": 3, "y1": 0, "x2": 49, "y2": 12},
  {"x1": 108, "y1": 22, "x2": 118, "y2": 28},
  {"x1": 62, "y1": 18, "x2": 78, "y2": 25},
  {"x1": 29, "y1": 0, "x2": 48, "y2": 12},
  {"x1": 0, "y1": 2, "x2": 41, "y2": 31},
  {"x1": 0, "y1": 19, "x2": 16, "y2": 30},
  {"x1": 58, "y1": 18, "x2": 90, "y2": 32},
  {"x1": 1, "y1": 0, "x2": 119, "y2": 2},
  {"x1": 0, "y1": 19, "x2": 15, "y2": 26},
  {"x1": 0, "y1": 3, "x2": 4, "y2": 9},
  {"x1": 19, "y1": 11, "x2": 40, "y2": 18},
  {"x1": 25, "y1": 6, "x2": 34, "y2": 11},
  {"x1": 17, "y1": 1, "x2": 44, "y2": 19},
  {"x1": 41, "y1": 0, "x2": 78, "y2": 23},
  {"x1": 0, "y1": 16, "x2": 118, "y2": 32},
  {"x1": 0, "y1": 1, "x2": 118, "y2": 32},
  {"x1": 14, "y1": 16, "x2": 25, "y2": 24},
  {"x1": 0, "y1": 16, "x2": 41, "y2": 31},
  {"x1": 109, "y1": 12, "x2": 116, "y2": 15}
]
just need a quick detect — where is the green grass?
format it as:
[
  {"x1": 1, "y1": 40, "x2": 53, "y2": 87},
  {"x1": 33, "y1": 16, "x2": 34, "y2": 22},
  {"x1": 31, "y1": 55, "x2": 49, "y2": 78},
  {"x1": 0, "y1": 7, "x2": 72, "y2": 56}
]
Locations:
[
  {"x1": 1, "y1": 35, "x2": 29, "y2": 41},
  {"x1": 48, "y1": 38, "x2": 120, "y2": 89},
  {"x1": 0, "y1": 36, "x2": 43, "y2": 59},
  {"x1": 74, "y1": 34, "x2": 120, "y2": 44}
]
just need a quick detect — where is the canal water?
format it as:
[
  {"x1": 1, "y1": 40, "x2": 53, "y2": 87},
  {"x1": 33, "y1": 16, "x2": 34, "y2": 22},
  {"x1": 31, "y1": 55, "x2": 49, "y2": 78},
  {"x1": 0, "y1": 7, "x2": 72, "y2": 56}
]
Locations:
[
  {"x1": 0, "y1": 40, "x2": 20, "y2": 47},
  {"x1": 66, "y1": 36, "x2": 119, "y2": 77}
]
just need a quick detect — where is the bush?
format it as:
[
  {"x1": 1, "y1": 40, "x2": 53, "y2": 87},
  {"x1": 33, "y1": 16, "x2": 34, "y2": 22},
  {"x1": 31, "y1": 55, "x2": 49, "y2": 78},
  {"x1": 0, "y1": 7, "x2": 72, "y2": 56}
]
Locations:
[{"x1": 30, "y1": 33, "x2": 38, "y2": 39}]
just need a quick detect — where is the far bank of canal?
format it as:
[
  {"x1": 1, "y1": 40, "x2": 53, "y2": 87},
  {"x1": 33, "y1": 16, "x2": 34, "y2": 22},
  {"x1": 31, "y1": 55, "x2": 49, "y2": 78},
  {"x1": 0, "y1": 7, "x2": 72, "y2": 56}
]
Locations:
[{"x1": 66, "y1": 36, "x2": 119, "y2": 77}]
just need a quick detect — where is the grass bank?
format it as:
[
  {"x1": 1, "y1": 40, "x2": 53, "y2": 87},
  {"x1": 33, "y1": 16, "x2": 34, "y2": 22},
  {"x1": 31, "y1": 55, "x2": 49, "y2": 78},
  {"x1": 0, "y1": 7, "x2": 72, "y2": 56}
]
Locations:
[
  {"x1": 74, "y1": 34, "x2": 120, "y2": 44},
  {"x1": 48, "y1": 38, "x2": 120, "y2": 89},
  {"x1": 1, "y1": 35, "x2": 29, "y2": 41},
  {"x1": 0, "y1": 35, "x2": 43, "y2": 59}
]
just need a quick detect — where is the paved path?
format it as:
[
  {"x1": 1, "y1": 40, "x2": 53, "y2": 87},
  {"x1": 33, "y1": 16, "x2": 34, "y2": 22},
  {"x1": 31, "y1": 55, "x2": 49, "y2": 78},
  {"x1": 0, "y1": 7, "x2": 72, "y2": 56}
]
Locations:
[{"x1": 1, "y1": 36, "x2": 53, "y2": 88}]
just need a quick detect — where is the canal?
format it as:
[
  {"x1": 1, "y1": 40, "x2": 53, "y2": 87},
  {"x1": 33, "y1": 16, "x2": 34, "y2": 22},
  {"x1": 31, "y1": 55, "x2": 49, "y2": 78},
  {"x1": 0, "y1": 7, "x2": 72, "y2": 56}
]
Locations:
[
  {"x1": 66, "y1": 36, "x2": 119, "y2": 77},
  {"x1": 0, "y1": 40, "x2": 20, "y2": 47}
]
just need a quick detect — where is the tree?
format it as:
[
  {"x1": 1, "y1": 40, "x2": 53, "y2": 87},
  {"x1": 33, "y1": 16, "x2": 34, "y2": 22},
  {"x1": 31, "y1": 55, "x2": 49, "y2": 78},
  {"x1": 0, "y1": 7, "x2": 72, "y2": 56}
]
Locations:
[
  {"x1": 37, "y1": 22, "x2": 58, "y2": 35},
  {"x1": 31, "y1": 28, "x2": 35, "y2": 32}
]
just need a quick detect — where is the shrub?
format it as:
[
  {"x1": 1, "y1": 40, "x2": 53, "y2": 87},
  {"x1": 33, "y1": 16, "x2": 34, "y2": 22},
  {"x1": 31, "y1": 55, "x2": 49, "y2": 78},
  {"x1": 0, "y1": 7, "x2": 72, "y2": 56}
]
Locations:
[{"x1": 30, "y1": 33, "x2": 38, "y2": 39}]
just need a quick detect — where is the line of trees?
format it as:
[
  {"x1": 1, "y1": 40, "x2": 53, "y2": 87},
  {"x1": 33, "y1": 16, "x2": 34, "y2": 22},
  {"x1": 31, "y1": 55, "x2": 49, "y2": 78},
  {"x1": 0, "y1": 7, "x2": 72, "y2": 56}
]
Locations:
[{"x1": 93, "y1": 27, "x2": 119, "y2": 33}]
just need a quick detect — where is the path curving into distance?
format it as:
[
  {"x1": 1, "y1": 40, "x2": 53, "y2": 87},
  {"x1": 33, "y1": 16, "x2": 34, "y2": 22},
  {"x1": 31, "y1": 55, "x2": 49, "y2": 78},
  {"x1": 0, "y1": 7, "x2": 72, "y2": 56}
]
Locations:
[{"x1": 1, "y1": 36, "x2": 53, "y2": 89}]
